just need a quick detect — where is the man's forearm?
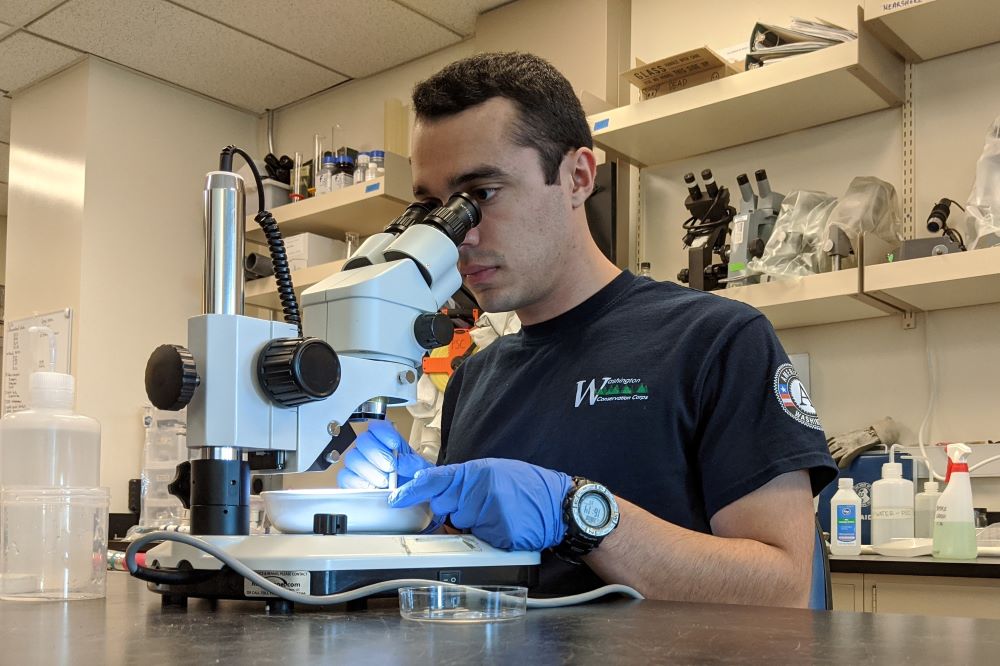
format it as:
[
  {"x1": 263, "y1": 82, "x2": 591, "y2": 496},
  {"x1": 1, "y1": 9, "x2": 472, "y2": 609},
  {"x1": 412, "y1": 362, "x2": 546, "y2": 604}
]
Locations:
[{"x1": 584, "y1": 497, "x2": 812, "y2": 607}]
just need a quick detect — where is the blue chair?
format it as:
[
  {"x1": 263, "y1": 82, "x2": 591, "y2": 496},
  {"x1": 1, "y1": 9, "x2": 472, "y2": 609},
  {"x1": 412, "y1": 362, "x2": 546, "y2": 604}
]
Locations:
[{"x1": 809, "y1": 517, "x2": 832, "y2": 610}]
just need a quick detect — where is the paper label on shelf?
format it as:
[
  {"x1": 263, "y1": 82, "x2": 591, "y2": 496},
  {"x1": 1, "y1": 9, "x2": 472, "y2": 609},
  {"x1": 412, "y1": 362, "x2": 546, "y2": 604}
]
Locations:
[
  {"x1": 244, "y1": 570, "x2": 311, "y2": 597},
  {"x1": 365, "y1": 182, "x2": 380, "y2": 193},
  {"x1": 2, "y1": 308, "x2": 73, "y2": 416}
]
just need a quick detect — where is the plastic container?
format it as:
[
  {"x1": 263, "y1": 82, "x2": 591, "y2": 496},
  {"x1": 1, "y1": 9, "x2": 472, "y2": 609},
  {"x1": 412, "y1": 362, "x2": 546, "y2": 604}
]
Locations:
[
  {"x1": 933, "y1": 443, "x2": 978, "y2": 560},
  {"x1": 354, "y1": 153, "x2": 370, "y2": 183},
  {"x1": 0, "y1": 487, "x2": 109, "y2": 599},
  {"x1": 316, "y1": 151, "x2": 336, "y2": 194},
  {"x1": 914, "y1": 480, "x2": 942, "y2": 539},
  {"x1": 261, "y1": 488, "x2": 432, "y2": 534},
  {"x1": 332, "y1": 156, "x2": 354, "y2": 190},
  {"x1": 830, "y1": 477, "x2": 862, "y2": 555},
  {"x1": 638, "y1": 262, "x2": 652, "y2": 278},
  {"x1": 870, "y1": 450, "x2": 914, "y2": 547},
  {"x1": 370, "y1": 150, "x2": 385, "y2": 175},
  {"x1": 398, "y1": 585, "x2": 527, "y2": 623}
]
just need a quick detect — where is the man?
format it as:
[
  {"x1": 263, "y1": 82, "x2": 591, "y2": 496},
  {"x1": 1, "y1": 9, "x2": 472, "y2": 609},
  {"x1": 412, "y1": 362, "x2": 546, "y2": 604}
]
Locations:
[{"x1": 339, "y1": 52, "x2": 837, "y2": 607}]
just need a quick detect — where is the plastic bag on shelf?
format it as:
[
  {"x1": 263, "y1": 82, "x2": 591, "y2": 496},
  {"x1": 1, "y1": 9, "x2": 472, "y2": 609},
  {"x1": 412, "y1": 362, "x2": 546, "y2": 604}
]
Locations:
[
  {"x1": 748, "y1": 190, "x2": 838, "y2": 278},
  {"x1": 825, "y1": 176, "x2": 903, "y2": 250},
  {"x1": 962, "y1": 116, "x2": 1000, "y2": 249}
]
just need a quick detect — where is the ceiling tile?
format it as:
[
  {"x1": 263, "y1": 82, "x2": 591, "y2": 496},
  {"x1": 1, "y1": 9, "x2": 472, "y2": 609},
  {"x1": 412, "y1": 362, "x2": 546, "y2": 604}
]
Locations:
[
  {"x1": 171, "y1": 0, "x2": 460, "y2": 78},
  {"x1": 0, "y1": 141, "x2": 8, "y2": 182},
  {"x1": 29, "y1": 0, "x2": 347, "y2": 112},
  {"x1": 0, "y1": 19, "x2": 12, "y2": 40},
  {"x1": 395, "y1": 0, "x2": 510, "y2": 36},
  {"x1": 0, "y1": 96, "x2": 9, "y2": 142},
  {"x1": 0, "y1": 0, "x2": 64, "y2": 28},
  {"x1": 0, "y1": 31, "x2": 81, "y2": 92}
]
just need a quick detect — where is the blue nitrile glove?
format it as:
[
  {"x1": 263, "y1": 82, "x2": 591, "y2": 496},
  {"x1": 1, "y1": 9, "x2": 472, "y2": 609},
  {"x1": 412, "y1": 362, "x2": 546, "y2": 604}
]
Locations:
[
  {"x1": 389, "y1": 458, "x2": 573, "y2": 551},
  {"x1": 337, "y1": 421, "x2": 434, "y2": 490}
]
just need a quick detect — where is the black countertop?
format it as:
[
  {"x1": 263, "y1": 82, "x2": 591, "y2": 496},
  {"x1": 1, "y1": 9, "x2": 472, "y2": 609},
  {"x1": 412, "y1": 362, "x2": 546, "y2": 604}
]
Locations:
[
  {"x1": 830, "y1": 554, "x2": 1000, "y2": 578},
  {"x1": 3, "y1": 573, "x2": 1000, "y2": 665}
]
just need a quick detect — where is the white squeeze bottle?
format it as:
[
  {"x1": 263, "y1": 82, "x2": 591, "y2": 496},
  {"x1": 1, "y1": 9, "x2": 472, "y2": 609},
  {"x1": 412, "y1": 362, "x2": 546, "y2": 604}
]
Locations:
[
  {"x1": 830, "y1": 478, "x2": 862, "y2": 555},
  {"x1": 0, "y1": 326, "x2": 101, "y2": 488},
  {"x1": 932, "y1": 443, "x2": 977, "y2": 560},
  {"x1": 914, "y1": 480, "x2": 941, "y2": 539},
  {"x1": 870, "y1": 446, "x2": 914, "y2": 546}
]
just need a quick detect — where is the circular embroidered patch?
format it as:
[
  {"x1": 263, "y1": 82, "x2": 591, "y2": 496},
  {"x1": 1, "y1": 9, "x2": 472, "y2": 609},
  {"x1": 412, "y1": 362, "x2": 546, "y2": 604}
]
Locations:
[{"x1": 773, "y1": 363, "x2": 822, "y2": 431}]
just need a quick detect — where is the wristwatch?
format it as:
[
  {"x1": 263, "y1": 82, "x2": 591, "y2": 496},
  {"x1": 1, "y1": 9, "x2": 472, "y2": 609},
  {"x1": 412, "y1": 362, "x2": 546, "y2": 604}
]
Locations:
[{"x1": 553, "y1": 477, "x2": 620, "y2": 564}]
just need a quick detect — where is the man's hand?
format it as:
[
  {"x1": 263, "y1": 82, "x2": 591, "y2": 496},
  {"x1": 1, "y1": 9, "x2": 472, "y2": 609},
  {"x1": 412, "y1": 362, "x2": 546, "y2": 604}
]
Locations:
[
  {"x1": 337, "y1": 421, "x2": 434, "y2": 489},
  {"x1": 389, "y1": 458, "x2": 573, "y2": 551}
]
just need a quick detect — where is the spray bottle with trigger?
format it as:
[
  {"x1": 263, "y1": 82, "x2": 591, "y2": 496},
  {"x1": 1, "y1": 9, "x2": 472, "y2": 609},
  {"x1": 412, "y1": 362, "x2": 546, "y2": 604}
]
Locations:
[{"x1": 932, "y1": 443, "x2": 978, "y2": 560}]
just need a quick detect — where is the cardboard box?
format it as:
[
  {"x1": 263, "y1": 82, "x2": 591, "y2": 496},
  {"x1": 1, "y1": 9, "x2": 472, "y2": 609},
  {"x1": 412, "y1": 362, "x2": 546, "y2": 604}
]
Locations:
[
  {"x1": 283, "y1": 233, "x2": 347, "y2": 271},
  {"x1": 622, "y1": 46, "x2": 740, "y2": 100}
]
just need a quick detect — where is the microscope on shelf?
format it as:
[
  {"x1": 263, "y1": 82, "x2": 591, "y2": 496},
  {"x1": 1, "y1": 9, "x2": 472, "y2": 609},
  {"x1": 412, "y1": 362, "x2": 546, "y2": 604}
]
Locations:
[
  {"x1": 725, "y1": 170, "x2": 784, "y2": 287},
  {"x1": 677, "y1": 169, "x2": 734, "y2": 292},
  {"x1": 135, "y1": 148, "x2": 536, "y2": 610}
]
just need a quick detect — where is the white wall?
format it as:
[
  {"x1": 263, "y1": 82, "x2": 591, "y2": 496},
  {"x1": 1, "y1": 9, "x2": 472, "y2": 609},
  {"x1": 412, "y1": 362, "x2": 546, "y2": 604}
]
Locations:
[
  {"x1": 6, "y1": 58, "x2": 257, "y2": 510},
  {"x1": 632, "y1": 1, "x2": 1000, "y2": 505},
  {"x1": 0, "y1": 215, "x2": 6, "y2": 281}
]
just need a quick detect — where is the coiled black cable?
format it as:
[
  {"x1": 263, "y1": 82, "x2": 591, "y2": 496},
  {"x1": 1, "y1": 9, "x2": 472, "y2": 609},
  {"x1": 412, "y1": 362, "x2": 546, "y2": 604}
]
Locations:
[{"x1": 220, "y1": 145, "x2": 302, "y2": 336}]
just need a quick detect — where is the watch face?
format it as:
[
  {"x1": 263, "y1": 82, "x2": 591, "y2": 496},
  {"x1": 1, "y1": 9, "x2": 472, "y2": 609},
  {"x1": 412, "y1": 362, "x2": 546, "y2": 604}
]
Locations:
[{"x1": 579, "y1": 492, "x2": 610, "y2": 529}]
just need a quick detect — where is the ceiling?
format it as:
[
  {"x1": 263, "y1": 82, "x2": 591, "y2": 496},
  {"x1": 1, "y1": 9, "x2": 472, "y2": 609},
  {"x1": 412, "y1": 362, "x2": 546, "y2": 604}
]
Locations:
[{"x1": 0, "y1": 0, "x2": 511, "y2": 215}]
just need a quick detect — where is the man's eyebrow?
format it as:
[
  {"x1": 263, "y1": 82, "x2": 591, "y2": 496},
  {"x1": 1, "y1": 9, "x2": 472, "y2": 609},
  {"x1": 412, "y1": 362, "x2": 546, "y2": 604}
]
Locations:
[{"x1": 413, "y1": 165, "x2": 509, "y2": 198}]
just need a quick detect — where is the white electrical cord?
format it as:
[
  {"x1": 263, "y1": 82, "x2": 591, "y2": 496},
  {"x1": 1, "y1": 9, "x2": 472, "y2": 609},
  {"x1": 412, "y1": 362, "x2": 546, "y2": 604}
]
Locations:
[
  {"x1": 917, "y1": 315, "x2": 1000, "y2": 478},
  {"x1": 125, "y1": 531, "x2": 644, "y2": 608}
]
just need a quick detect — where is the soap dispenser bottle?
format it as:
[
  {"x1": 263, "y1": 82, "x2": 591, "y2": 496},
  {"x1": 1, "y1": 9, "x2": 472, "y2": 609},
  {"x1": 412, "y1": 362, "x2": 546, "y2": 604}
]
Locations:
[
  {"x1": 932, "y1": 443, "x2": 978, "y2": 560},
  {"x1": 870, "y1": 445, "x2": 914, "y2": 546}
]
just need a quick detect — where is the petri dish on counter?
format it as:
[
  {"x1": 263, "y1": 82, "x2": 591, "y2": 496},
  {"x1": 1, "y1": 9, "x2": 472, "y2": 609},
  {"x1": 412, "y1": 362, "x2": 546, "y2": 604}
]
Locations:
[{"x1": 398, "y1": 585, "x2": 527, "y2": 623}]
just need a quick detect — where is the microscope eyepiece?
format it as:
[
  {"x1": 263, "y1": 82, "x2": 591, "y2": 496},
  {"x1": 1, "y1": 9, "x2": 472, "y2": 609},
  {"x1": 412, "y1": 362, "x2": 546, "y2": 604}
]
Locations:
[
  {"x1": 684, "y1": 172, "x2": 702, "y2": 200},
  {"x1": 384, "y1": 201, "x2": 436, "y2": 236},
  {"x1": 420, "y1": 192, "x2": 482, "y2": 246}
]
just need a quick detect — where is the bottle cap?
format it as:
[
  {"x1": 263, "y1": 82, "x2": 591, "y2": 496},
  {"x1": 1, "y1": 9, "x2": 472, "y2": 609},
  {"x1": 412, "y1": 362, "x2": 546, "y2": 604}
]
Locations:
[
  {"x1": 882, "y1": 462, "x2": 902, "y2": 478},
  {"x1": 371, "y1": 150, "x2": 385, "y2": 158},
  {"x1": 29, "y1": 371, "x2": 75, "y2": 410},
  {"x1": 838, "y1": 477, "x2": 854, "y2": 489},
  {"x1": 322, "y1": 153, "x2": 335, "y2": 166},
  {"x1": 923, "y1": 480, "x2": 939, "y2": 492},
  {"x1": 640, "y1": 262, "x2": 651, "y2": 270},
  {"x1": 358, "y1": 153, "x2": 370, "y2": 163}
]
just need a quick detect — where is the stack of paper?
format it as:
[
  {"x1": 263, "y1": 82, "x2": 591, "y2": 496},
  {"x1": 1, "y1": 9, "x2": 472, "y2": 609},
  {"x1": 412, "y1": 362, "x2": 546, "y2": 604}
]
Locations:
[{"x1": 746, "y1": 17, "x2": 857, "y2": 69}]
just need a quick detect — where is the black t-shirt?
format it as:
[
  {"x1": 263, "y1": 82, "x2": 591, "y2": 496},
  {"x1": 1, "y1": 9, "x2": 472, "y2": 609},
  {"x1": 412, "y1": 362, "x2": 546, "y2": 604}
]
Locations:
[{"x1": 439, "y1": 271, "x2": 838, "y2": 595}]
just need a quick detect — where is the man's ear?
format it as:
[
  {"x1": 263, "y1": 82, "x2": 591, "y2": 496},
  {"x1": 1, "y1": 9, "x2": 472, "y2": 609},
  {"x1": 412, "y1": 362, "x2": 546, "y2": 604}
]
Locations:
[{"x1": 567, "y1": 148, "x2": 598, "y2": 209}]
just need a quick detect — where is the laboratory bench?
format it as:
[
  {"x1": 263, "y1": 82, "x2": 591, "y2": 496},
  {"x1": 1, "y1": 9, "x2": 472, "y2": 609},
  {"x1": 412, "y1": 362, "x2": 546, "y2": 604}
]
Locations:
[
  {"x1": 830, "y1": 555, "x2": 1000, "y2": 618},
  {"x1": 4, "y1": 573, "x2": 1000, "y2": 665}
]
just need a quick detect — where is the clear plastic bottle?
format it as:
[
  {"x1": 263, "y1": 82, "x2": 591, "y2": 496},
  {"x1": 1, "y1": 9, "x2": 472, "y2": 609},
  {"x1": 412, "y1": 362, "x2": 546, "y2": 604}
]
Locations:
[
  {"x1": 367, "y1": 159, "x2": 379, "y2": 182},
  {"x1": 870, "y1": 457, "x2": 914, "y2": 546},
  {"x1": 914, "y1": 480, "x2": 941, "y2": 539},
  {"x1": 370, "y1": 149, "x2": 385, "y2": 175},
  {"x1": 316, "y1": 151, "x2": 335, "y2": 194},
  {"x1": 638, "y1": 262, "x2": 652, "y2": 278},
  {"x1": 354, "y1": 153, "x2": 370, "y2": 183},
  {"x1": 933, "y1": 443, "x2": 978, "y2": 560},
  {"x1": 830, "y1": 478, "x2": 862, "y2": 555},
  {"x1": 0, "y1": 327, "x2": 109, "y2": 600},
  {"x1": 333, "y1": 156, "x2": 354, "y2": 190}
]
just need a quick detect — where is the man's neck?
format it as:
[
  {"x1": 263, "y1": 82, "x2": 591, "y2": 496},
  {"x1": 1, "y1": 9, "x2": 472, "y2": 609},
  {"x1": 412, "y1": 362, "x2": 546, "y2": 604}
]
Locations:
[{"x1": 516, "y1": 251, "x2": 622, "y2": 326}]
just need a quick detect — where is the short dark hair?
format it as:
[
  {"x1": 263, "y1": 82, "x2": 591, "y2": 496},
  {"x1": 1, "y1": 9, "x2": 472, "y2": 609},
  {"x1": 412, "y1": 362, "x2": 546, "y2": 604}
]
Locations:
[{"x1": 412, "y1": 52, "x2": 593, "y2": 185}]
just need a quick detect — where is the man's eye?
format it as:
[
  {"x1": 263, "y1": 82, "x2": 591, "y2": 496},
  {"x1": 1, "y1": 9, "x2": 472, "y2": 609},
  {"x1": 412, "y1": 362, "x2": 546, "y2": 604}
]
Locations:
[{"x1": 472, "y1": 187, "x2": 499, "y2": 203}]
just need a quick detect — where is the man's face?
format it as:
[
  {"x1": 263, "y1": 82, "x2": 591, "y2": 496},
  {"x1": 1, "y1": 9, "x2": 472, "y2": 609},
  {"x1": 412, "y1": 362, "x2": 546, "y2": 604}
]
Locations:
[{"x1": 410, "y1": 97, "x2": 575, "y2": 314}]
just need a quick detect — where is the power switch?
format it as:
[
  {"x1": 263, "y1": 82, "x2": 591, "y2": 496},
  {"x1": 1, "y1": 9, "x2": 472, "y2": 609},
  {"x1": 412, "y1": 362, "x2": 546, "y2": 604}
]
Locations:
[{"x1": 438, "y1": 570, "x2": 460, "y2": 585}]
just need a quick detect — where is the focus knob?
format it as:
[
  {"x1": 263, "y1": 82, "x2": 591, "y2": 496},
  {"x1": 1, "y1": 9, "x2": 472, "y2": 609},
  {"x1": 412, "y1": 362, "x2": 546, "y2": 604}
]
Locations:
[
  {"x1": 145, "y1": 344, "x2": 200, "y2": 410},
  {"x1": 414, "y1": 313, "x2": 455, "y2": 350},
  {"x1": 313, "y1": 513, "x2": 348, "y2": 535},
  {"x1": 257, "y1": 337, "x2": 341, "y2": 407}
]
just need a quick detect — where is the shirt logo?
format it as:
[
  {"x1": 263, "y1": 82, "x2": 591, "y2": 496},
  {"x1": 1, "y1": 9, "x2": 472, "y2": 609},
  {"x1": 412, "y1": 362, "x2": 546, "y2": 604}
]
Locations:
[
  {"x1": 575, "y1": 377, "x2": 649, "y2": 407},
  {"x1": 773, "y1": 363, "x2": 822, "y2": 430}
]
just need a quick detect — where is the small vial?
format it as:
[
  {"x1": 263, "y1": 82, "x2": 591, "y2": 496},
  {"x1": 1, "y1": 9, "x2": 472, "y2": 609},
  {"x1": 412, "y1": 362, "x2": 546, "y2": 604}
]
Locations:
[
  {"x1": 638, "y1": 262, "x2": 652, "y2": 278},
  {"x1": 370, "y1": 150, "x2": 385, "y2": 175},
  {"x1": 332, "y1": 156, "x2": 354, "y2": 190},
  {"x1": 316, "y1": 151, "x2": 335, "y2": 194},
  {"x1": 354, "y1": 153, "x2": 370, "y2": 183},
  {"x1": 367, "y1": 160, "x2": 378, "y2": 181}
]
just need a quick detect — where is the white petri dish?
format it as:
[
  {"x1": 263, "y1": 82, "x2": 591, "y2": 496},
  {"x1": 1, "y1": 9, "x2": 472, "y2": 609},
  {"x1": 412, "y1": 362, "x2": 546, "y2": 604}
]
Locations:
[{"x1": 398, "y1": 585, "x2": 527, "y2": 623}]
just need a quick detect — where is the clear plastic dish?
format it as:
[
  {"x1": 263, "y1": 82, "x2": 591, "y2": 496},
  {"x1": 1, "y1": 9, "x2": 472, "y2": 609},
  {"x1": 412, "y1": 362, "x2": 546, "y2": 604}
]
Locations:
[{"x1": 398, "y1": 585, "x2": 527, "y2": 623}]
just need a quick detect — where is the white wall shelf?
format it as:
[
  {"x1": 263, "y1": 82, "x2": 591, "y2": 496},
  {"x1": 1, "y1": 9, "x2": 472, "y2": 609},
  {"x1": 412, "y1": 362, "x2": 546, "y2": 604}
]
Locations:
[
  {"x1": 586, "y1": 32, "x2": 903, "y2": 167},
  {"x1": 245, "y1": 152, "x2": 412, "y2": 243},
  {"x1": 864, "y1": 0, "x2": 1000, "y2": 62},
  {"x1": 864, "y1": 246, "x2": 1000, "y2": 312},
  {"x1": 245, "y1": 259, "x2": 346, "y2": 310},
  {"x1": 716, "y1": 269, "x2": 899, "y2": 330}
]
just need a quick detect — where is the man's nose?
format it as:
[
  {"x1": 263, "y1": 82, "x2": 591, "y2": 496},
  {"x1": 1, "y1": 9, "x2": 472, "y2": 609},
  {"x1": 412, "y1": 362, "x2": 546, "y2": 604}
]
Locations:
[{"x1": 460, "y1": 225, "x2": 480, "y2": 248}]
